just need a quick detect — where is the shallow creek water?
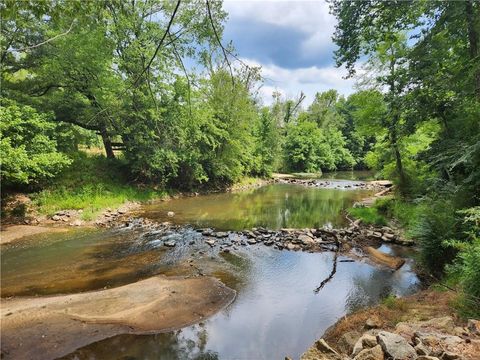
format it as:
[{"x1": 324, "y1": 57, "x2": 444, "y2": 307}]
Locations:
[
  {"x1": 140, "y1": 182, "x2": 373, "y2": 230},
  {"x1": 1, "y1": 180, "x2": 420, "y2": 360}
]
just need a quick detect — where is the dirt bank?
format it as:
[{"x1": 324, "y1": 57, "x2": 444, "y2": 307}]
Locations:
[{"x1": 0, "y1": 275, "x2": 236, "y2": 360}]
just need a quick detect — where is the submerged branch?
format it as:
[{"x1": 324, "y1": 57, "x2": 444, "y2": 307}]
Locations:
[{"x1": 314, "y1": 250, "x2": 339, "y2": 294}]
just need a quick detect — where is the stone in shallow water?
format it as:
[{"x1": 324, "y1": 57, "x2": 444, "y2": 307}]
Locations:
[
  {"x1": 214, "y1": 232, "x2": 228, "y2": 238},
  {"x1": 298, "y1": 234, "x2": 315, "y2": 245},
  {"x1": 164, "y1": 240, "x2": 176, "y2": 247},
  {"x1": 205, "y1": 239, "x2": 216, "y2": 246}
]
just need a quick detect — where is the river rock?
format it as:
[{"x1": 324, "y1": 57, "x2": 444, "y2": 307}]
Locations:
[
  {"x1": 70, "y1": 220, "x2": 82, "y2": 226},
  {"x1": 202, "y1": 228, "x2": 213, "y2": 236},
  {"x1": 298, "y1": 234, "x2": 315, "y2": 246},
  {"x1": 52, "y1": 215, "x2": 61, "y2": 221},
  {"x1": 415, "y1": 341, "x2": 430, "y2": 356},
  {"x1": 337, "y1": 330, "x2": 361, "y2": 354},
  {"x1": 214, "y1": 232, "x2": 228, "y2": 238},
  {"x1": 366, "y1": 317, "x2": 382, "y2": 329},
  {"x1": 467, "y1": 319, "x2": 480, "y2": 335},
  {"x1": 247, "y1": 238, "x2": 257, "y2": 245},
  {"x1": 352, "y1": 334, "x2": 378, "y2": 357},
  {"x1": 417, "y1": 357, "x2": 440, "y2": 360},
  {"x1": 205, "y1": 239, "x2": 216, "y2": 247},
  {"x1": 167, "y1": 211, "x2": 175, "y2": 217},
  {"x1": 353, "y1": 344, "x2": 384, "y2": 360},
  {"x1": 396, "y1": 317, "x2": 456, "y2": 338},
  {"x1": 164, "y1": 240, "x2": 176, "y2": 247},
  {"x1": 301, "y1": 339, "x2": 343, "y2": 360},
  {"x1": 377, "y1": 331, "x2": 417, "y2": 360},
  {"x1": 414, "y1": 331, "x2": 463, "y2": 353},
  {"x1": 244, "y1": 230, "x2": 255, "y2": 238},
  {"x1": 286, "y1": 243, "x2": 295, "y2": 251}
]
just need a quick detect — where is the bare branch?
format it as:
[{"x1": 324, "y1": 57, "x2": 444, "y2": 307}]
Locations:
[
  {"x1": 13, "y1": 21, "x2": 75, "y2": 52},
  {"x1": 132, "y1": 0, "x2": 181, "y2": 87},
  {"x1": 206, "y1": 0, "x2": 234, "y2": 86}
]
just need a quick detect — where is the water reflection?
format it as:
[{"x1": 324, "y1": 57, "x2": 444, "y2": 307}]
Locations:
[
  {"x1": 141, "y1": 184, "x2": 373, "y2": 230},
  {"x1": 64, "y1": 248, "x2": 420, "y2": 360}
]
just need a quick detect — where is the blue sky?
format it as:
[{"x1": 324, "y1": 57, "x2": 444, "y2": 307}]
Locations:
[{"x1": 222, "y1": 0, "x2": 356, "y2": 104}]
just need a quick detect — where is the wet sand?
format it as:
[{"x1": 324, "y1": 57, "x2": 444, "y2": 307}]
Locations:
[
  {"x1": 0, "y1": 225, "x2": 69, "y2": 244},
  {"x1": 0, "y1": 275, "x2": 236, "y2": 360}
]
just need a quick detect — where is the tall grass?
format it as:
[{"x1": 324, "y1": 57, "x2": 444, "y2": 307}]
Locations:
[
  {"x1": 32, "y1": 153, "x2": 166, "y2": 220},
  {"x1": 347, "y1": 206, "x2": 387, "y2": 226}
]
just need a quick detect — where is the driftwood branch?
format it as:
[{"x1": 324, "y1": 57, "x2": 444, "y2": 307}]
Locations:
[{"x1": 314, "y1": 251, "x2": 339, "y2": 294}]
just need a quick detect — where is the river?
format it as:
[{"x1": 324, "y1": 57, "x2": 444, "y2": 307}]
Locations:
[{"x1": 1, "y1": 176, "x2": 420, "y2": 359}]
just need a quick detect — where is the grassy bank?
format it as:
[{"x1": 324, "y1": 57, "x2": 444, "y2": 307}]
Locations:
[
  {"x1": 347, "y1": 196, "x2": 420, "y2": 231},
  {"x1": 29, "y1": 152, "x2": 271, "y2": 221},
  {"x1": 32, "y1": 153, "x2": 167, "y2": 221}
]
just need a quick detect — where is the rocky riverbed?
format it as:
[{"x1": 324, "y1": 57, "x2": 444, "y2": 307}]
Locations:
[{"x1": 300, "y1": 315, "x2": 480, "y2": 360}]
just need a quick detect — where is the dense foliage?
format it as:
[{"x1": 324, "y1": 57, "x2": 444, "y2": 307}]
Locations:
[
  {"x1": 330, "y1": 0, "x2": 480, "y2": 313},
  {"x1": 0, "y1": 99, "x2": 71, "y2": 187}
]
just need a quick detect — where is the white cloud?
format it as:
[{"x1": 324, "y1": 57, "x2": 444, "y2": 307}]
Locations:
[
  {"x1": 224, "y1": 0, "x2": 336, "y2": 61},
  {"x1": 242, "y1": 58, "x2": 356, "y2": 105},
  {"x1": 222, "y1": 1, "x2": 357, "y2": 105}
]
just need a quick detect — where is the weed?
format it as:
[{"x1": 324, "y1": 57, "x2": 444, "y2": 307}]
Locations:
[{"x1": 348, "y1": 206, "x2": 387, "y2": 226}]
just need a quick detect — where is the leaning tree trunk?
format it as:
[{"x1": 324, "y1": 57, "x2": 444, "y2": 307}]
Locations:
[{"x1": 100, "y1": 126, "x2": 115, "y2": 159}]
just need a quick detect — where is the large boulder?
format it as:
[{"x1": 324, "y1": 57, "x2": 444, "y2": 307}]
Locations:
[
  {"x1": 377, "y1": 331, "x2": 417, "y2": 360},
  {"x1": 396, "y1": 317, "x2": 456, "y2": 339},
  {"x1": 337, "y1": 330, "x2": 361, "y2": 354},
  {"x1": 353, "y1": 344, "x2": 385, "y2": 360},
  {"x1": 352, "y1": 333, "x2": 379, "y2": 357},
  {"x1": 467, "y1": 319, "x2": 480, "y2": 335},
  {"x1": 301, "y1": 339, "x2": 345, "y2": 360}
]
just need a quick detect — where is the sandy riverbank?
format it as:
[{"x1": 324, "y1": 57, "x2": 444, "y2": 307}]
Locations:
[{"x1": 0, "y1": 275, "x2": 236, "y2": 360}]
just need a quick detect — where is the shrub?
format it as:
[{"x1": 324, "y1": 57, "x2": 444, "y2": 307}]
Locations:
[
  {"x1": 0, "y1": 99, "x2": 71, "y2": 187},
  {"x1": 348, "y1": 206, "x2": 387, "y2": 226},
  {"x1": 446, "y1": 207, "x2": 480, "y2": 317},
  {"x1": 411, "y1": 199, "x2": 458, "y2": 276}
]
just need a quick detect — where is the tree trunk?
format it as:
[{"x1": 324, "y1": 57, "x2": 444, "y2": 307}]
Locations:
[
  {"x1": 391, "y1": 125, "x2": 407, "y2": 197},
  {"x1": 466, "y1": 0, "x2": 480, "y2": 98},
  {"x1": 100, "y1": 127, "x2": 115, "y2": 159}
]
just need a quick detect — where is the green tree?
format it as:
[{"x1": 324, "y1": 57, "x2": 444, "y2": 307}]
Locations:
[{"x1": 0, "y1": 100, "x2": 71, "y2": 187}]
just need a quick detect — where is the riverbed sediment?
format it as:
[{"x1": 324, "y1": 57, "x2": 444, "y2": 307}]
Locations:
[{"x1": 0, "y1": 276, "x2": 235, "y2": 360}]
